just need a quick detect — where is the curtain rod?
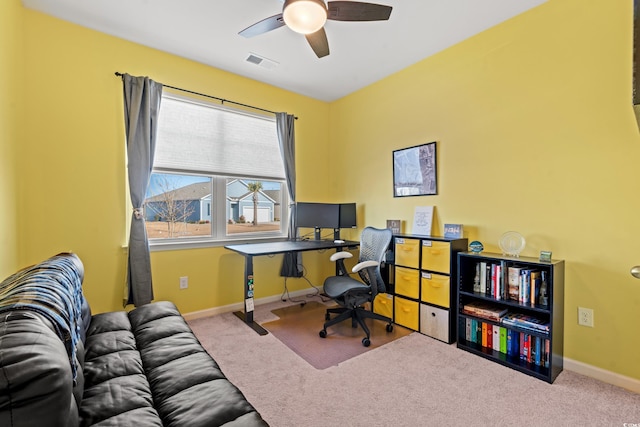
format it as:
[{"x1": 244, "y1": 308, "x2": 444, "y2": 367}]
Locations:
[{"x1": 114, "y1": 72, "x2": 297, "y2": 119}]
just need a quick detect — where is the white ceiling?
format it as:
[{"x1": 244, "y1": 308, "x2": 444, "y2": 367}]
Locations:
[{"x1": 22, "y1": 0, "x2": 547, "y2": 102}]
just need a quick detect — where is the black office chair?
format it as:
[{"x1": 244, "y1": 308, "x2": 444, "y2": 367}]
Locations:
[{"x1": 319, "y1": 226, "x2": 393, "y2": 347}]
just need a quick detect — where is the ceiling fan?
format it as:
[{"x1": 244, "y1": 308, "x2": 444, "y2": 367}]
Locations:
[{"x1": 239, "y1": 0, "x2": 393, "y2": 58}]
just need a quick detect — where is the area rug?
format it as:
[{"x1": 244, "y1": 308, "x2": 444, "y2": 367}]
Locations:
[{"x1": 262, "y1": 301, "x2": 412, "y2": 369}]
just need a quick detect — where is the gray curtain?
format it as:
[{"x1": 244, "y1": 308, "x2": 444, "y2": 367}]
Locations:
[
  {"x1": 276, "y1": 113, "x2": 296, "y2": 237},
  {"x1": 276, "y1": 113, "x2": 302, "y2": 277},
  {"x1": 122, "y1": 74, "x2": 163, "y2": 306}
]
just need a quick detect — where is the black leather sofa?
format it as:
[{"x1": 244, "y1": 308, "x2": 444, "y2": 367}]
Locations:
[{"x1": 0, "y1": 252, "x2": 268, "y2": 427}]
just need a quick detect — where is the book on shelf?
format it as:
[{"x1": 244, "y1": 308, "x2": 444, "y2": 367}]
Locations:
[
  {"x1": 492, "y1": 326, "x2": 500, "y2": 352},
  {"x1": 477, "y1": 261, "x2": 507, "y2": 300},
  {"x1": 494, "y1": 264, "x2": 504, "y2": 300},
  {"x1": 491, "y1": 264, "x2": 498, "y2": 299},
  {"x1": 473, "y1": 263, "x2": 482, "y2": 293},
  {"x1": 520, "y1": 333, "x2": 529, "y2": 361},
  {"x1": 520, "y1": 269, "x2": 531, "y2": 304},
  {"x1": 501, "y1": 313, "x2": 550, "y2": 334},
  {"x1": 530, "y1": 270, "x2": 541, "y2": 305},
  {"x1": 544, "y1": 339, "x2": 550, "y2": 368},
  {"x1": 499, "y1": 327, "x2": 507, "y2": 354},
  {"x1": 481, "y1": 322, "x2": 488, "y2": 347},
  {"x1": 534, "y1": 336, "x2": 542, "y2": 366},
  {"x1": 507, "y1": 329, "x2": 519, "y2": 356},
  {"x1": 472, "y1": 324, "x2": 551, "y2": 365},
  {"x1": 522, "y1": 333, "x2": 547, "y2": 365},
  {"x1": 462, "y1": 301, "x2": 508, "y2": 321},
  {"x1": 485, "y1": 263, "x2": 491, "y2": 295},
  {"x1": 530, "y1": 336, "x2": 538, "y2": 364},
  {"x1": 470, "y1": 319, "x2": 478, "y2": 343},
  {"x1": 507, "y1": 266, "x2": 523, "y2": 301},
  {"x1": 479, "y1": 262, "x2": 487, "y2": 295},
  {"x1": 539, "y1": 270, "x2": 550, "y2": 307}
]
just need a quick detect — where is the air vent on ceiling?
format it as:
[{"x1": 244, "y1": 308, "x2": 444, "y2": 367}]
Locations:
[{"x1": 246, "y1": 53, "x2": 279, "y2": 70}]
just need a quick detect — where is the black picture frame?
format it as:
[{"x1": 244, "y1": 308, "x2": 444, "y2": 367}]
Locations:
[{"x1": 392, "y1": 141, "x2": 437, "y2": 197}]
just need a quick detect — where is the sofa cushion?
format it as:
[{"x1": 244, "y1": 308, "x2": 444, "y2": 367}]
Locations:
[
  {"x1": 129, "y1": 302, "x2": 268, "y2": 427},
  {"x1": 80, "y1": 302, "x2": 267, "y2": 427},
  {"x1": 80, "y1": 311, "x2": 162, "y2": 426}
]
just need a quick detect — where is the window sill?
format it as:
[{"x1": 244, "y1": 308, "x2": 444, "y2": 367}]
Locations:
[{"x1": 147, "y1": 236, "x2": 289, "y2": 252}]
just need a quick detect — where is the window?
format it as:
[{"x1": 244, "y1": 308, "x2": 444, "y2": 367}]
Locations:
[{"x1": 144, "y1": 93, "x2": 288, "y2": 247}]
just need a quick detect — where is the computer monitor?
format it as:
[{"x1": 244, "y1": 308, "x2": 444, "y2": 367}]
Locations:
[
  {"x1": 339, "y1": 203, "x2": 357, "y2": 229},
  {"x1": 296, "y1": 202, "x2": 340, "y2": 240}
]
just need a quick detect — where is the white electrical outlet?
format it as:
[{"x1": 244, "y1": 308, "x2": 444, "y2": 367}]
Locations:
[
  {"x1": 179, "y1": 276, "x2": 188, "y2": 289},
  {"x1": 578, "y1": 307, "x2": 594, "y2": 327}
]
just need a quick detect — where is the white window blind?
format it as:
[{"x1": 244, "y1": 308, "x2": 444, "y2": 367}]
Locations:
[{"x1": 154, "y1": 94, "x2": 285, "y2": 179}]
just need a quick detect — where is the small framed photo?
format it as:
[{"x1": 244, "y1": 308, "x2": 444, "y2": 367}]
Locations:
[
  {"x1": 386, "y1": 219, "x2": 401, "y2": 235},
  {"x1": 393, "y1": 141, "x2": 437, "y2": 197},
  {"x1": 444, "y1": 224, "x2": 464, "y2": 239},
  {"x1": 539, "y1": 250, "x2": 552, "y2": 263}
]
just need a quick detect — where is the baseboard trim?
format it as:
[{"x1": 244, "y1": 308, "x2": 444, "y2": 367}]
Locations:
[
  {"x1": 564, "y1": 357, "x2": 640, "y2": 394},
  {"x1": 182, "y1": 289, "x2": 311, "y2": 321}
]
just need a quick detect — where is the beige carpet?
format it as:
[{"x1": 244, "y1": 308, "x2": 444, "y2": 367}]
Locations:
[
  {"x1": 261, "y1": 301, "x2": 412, "y2": 369},
  {"x1": 188, "y1": 299, "x2": 640, "y2": 426}
]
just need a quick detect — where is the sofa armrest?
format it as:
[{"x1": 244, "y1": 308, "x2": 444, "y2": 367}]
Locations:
[{"x1": 0, "y1": 312, "x2": 79, "y2": 427}]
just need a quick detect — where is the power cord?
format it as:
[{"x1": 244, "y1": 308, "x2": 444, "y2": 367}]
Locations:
[
  {"x1": 280, "y1": 264, "x2": 331, "y2": 304},
  {"x1": 280, "y1": 277, "x2": 305, "y2": 305}
]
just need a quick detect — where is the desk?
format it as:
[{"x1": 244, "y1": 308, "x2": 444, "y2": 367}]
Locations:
[{"x1": 225, "y1": 239, "x2": 359, "y2": 335}]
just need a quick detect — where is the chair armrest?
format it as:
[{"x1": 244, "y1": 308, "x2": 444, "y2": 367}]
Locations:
[
  {"x1": 329, "y1": 251, "x2": 353, "y2": 262},
  {"x1": 351, "y1": 260, "x2": 379, "y2": 273}
]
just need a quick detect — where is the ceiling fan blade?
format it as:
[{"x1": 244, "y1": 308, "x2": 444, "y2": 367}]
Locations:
[
  {"x1": 305, "y1": 28, "x2": 330, "y2": 58},
  {"x1": 239, "y1": 14, "x2": 285, "y2": 38},
  {"x1": 327, "y1": 1, "x2": 392, "y2": 21}
]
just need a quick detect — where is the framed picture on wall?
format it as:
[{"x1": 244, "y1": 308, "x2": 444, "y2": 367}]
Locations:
[{"x1": 392, "y1": 141, "x2": 437, "y2": 197}]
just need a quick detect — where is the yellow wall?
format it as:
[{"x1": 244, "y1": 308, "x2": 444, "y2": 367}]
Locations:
[
  {"x1": 330, "y1": 0, "x2": 640, "y2": 380},
  {"x1": 0, "y1": 0, "x2": 22, "y2": 277},
  {"x1": 7, "y1": 0, "x2": 639, "y2": 382},
  {"x1": 17, "y1": 7, "x2": 332, "y2": 314}
]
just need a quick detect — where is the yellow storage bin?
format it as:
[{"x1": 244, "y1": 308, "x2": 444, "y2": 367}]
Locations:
[
  {"x1": 420, "y1": 304, "x2": 450, "y2": 342},
  {"x1": 394, "y1": 266, "x2": 419, "y2": 299},
  {"x1": 394, "y1": 237, "x2": 420, "y2": 269},
  {"x1": 420, "y1": 272, "x2": 450, "y2": 308},
  {"x1": 373, "y1": 293, "x2": 393, "y2": 319},
  {"x1": 421, "y1": 240, "x2": 451, "y2": 274},
  {"x1": 394, "y1": 296, "x2": 419, "y2": 331}
]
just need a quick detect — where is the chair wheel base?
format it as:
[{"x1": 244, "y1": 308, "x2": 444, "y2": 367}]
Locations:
[
  {"x1": 386, "y1": 323, "x2": 393, "y2": 332},
  {"x1": 362, "y1": 337, "x2": 370, "y2": 347},
  {"x1": 319, "y1": 329, "x2": 327, "y2": 338}
]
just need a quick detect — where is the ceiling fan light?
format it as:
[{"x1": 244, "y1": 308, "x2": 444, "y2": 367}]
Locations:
[{"x1": 283, "y1": 0, "x2": 327, "y2": 35}]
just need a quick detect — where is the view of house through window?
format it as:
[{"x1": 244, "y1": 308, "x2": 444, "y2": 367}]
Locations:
[
  {"x1": 225, "y1": 178, "x2": 283, "y2": 234},
  {"x1": 145, "y1": 174, "x2": 212, "y2": 239},
  {"x1": 144, "y1": 173, "x2": 284, "y2": 240},
  {"x1": 143, "y1": 93, "x2": 288, "y2": 245}
]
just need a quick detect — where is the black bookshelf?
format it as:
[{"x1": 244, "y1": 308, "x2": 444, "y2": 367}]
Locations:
[{"x1": 456, "y1": 252, "x2": 564, "y2": 383}]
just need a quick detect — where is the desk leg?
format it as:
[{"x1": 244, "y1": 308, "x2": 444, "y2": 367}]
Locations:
[{"x1": 233, "y1": 254, "x2": 268, "y2": 335}]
